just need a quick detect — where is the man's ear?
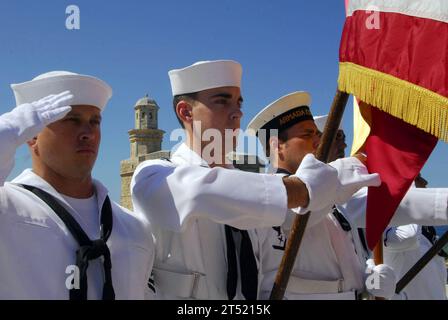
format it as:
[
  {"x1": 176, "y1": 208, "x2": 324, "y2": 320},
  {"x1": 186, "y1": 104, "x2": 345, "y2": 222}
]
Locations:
[
  {"x1": 269, "y1": 136, "x2": 279, "y2": 153},
  {"x1": 176, "y1": 100, "x2": 193, "y2": 125},
  {"x1": 271, "y1": 136, "x2": 287, "y2": 161},
  {"x1": 27, "y1": 137, "x2": 39, "y2": 156}
]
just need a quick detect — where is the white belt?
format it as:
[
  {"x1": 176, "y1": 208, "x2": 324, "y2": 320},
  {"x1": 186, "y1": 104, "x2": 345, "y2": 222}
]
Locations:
[
  {"x1": 287, "y1": 276, "x2": 345, "y2": 294},
  {"x1": 153, "y1": 268, "x2": 206, "y2": 299}
]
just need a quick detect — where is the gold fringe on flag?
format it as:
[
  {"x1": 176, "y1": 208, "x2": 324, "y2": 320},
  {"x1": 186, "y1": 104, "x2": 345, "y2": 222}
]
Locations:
[{"x1": 338, "y1": 62, "x2": 448, "y2": 142}]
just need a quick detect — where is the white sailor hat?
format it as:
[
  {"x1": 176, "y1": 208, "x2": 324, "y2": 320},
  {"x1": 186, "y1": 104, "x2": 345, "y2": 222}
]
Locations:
[
  {"x1": 313, "y1": 114, "x2": 342, "y2": 133},
  {"x1": 247, "y1": 91, "x2": 313, "y2": 153},
  {"x1": 313, "y1": 115, "x2": 328, "y2": 133},
  {"x1": 168, "y1": 60, "x2": 242, "y2": 96},
  {"x1": 247, "y1": 91, "x2": 313, "y2": 135},
  {"x1": 11, "y1": 71, "x2": 113, "y2": 112}
]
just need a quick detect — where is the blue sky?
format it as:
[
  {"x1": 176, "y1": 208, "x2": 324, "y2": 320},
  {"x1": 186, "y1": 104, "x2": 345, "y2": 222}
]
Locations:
[{"x1": 1, "y1": 0, "x2": 446, "y2": 202}]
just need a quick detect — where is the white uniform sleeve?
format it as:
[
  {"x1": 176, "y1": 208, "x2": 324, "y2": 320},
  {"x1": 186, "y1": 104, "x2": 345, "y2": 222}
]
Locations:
[
  {"x1": 341, "y1": 187, "x2": 448, "y2": 228},
  {"x1": 384, "y1": 224, "x2": 419, "y2": 251},
  {"x1": 0, "y1": 116, "x2": 19, "y2": 186},
  {"x1": 131, "y1": 160, "x2": 288, "y2": 232}
]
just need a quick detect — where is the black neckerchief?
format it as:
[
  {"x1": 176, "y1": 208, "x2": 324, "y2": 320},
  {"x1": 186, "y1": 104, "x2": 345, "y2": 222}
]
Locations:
[
  {"x1": 225, "y1": 226, "x2": 258, "y2": 300},
  {"x1": 21, "y1": 184, "x2": 115, "y2": 300}
]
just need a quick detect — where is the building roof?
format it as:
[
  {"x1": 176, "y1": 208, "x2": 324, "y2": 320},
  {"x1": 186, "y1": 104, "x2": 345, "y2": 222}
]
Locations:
[{"x1": 135, "y1": 94, "x2": 158, "y2": 107}]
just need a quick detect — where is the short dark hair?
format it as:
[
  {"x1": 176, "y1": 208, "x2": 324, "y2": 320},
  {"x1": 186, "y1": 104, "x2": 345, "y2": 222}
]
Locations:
[{"x1": 172, "y1": 92, "x2": 198, "y2": 128}]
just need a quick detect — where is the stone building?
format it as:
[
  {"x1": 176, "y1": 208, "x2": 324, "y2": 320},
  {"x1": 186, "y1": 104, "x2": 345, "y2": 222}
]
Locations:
[{"x1": 120, "y1": 95, "x2": 169, "y2": 209}]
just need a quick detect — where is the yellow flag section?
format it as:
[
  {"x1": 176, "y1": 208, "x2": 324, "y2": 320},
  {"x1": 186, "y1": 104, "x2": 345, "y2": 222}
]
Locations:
[{"x1": 350, "y1": 98, "x2": 371, "y2": 156}]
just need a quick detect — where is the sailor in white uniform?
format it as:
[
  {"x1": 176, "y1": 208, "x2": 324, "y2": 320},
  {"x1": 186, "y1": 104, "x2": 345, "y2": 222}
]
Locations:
[
  {"x1": 130, "y1": 60, "x2": 381, "y2": 300},
  {"x1": 384, "y1": 175, "x2": 448, "y2": 300},
  {"x1": 247, "y1": 92, "x2": 448, "y2": 300},
  {"x1": 314, "y1": 115, "x2": 372, "y2": 266},
  {"x1": 0, "y1": 71, "x2": 155, "y2": 300}
]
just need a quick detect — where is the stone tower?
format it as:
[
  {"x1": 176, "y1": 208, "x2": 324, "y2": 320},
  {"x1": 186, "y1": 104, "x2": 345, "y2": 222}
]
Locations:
[
  {"x1": 120, "y1": 95, "x2": 169, "y2": 210},
  {"x1": 130, "y1": 95, "x2": 164, "y2": 157}
]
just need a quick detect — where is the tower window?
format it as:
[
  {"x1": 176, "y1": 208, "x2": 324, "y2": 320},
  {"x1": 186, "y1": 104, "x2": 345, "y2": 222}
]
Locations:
[{"x1": 142, "y1": 112, "x2": 146, "y2": 119}]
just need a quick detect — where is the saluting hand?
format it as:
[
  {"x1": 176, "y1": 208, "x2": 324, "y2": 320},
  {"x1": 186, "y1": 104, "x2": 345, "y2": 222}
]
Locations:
[{"x1": 2, "y1": 91, "x2": 73, "y2": 146}]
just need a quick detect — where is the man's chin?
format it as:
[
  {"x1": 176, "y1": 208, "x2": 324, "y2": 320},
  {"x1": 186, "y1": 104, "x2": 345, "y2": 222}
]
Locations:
[
  {"x1": 75, "y1": 150, "x2": 97, "y2": 159},
  {"x1": 72, "y1": 160, "x2": 96, "y2": 175}
]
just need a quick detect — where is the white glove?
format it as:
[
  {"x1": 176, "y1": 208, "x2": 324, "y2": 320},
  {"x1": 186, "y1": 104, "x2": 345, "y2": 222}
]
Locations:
[
  {"x1": 329, "y1": 157, "x2": 381, "y2": 205},
  {"x1": 294, "y1": 153, "x2": 339, "y2": 213},
  {"x1": 1, "y1": 91, "x2": 73, "y2": 146},
  {"x1": 365, "y1": 259, "x2": 397, "y2": 299}
]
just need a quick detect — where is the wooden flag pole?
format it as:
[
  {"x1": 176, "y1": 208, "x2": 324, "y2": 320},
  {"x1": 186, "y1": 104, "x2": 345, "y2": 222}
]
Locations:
[
  {"x1": 373, "y1": 236, "x2": 383, "y2": 264},
  {"x1": 270, "y1": 89, "x2": 350, "y2": 300},
  {"x1": 373, "y1": 236, "x2": 385, "y2": 300}
]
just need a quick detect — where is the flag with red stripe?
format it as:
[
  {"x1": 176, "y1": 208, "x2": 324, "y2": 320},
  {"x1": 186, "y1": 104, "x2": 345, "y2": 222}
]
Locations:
[{"x1": 340, "y1": 0, "x2": 447, "y2": 249}]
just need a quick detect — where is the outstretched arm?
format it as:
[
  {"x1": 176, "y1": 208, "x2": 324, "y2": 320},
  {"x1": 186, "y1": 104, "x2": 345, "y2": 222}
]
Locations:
[
  {"x1": 341, "y1": 188, "x2": 448, "y2": 228},
  {"x1": 384, "y1": 224, "x2": 419, "y2": 251},
  {"x1": 131, "y1": 160, "x2": 289, "y2": 231},
  {"x1": 131, "y1": 153, "x2": 381, "y2": 232}
]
